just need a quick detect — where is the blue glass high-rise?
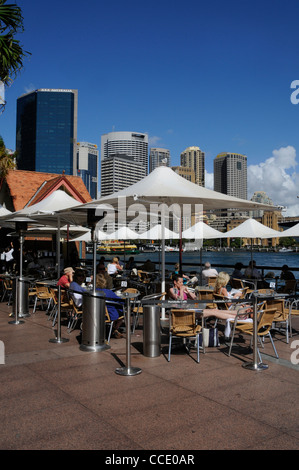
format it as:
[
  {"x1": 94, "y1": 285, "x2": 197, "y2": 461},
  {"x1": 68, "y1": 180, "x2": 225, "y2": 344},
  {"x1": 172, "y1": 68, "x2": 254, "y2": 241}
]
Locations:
[{"x1": 16, "y1": 89, "x2": 78, "y2": 175}]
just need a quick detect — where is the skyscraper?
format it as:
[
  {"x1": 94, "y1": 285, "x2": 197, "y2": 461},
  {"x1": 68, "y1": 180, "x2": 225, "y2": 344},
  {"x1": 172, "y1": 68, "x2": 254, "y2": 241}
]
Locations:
[
  {"x1": 214, "y1": 152, "x2": 247, "y2": 200},
  {"x1": 16, "y1": 89, "x2": 78, "y2": 175},
  {"x1": 76, "y1": 142, "x2": 98, "y2": 199},
  {"x1": 214, "y1": 152, "x2": 247, "y2": 217},
  {"x1": 100, "y1": 131, "x2": 148, "y2": 195},
  {"x1": 101, "y1": 155, "x2": 146, "y2": 196},
  {"x1": 180, "y1": 146, "x2": 205, "y2": 187},
  {"x1": 149, "y1": 148, "x2": 170, "y2": 172}
]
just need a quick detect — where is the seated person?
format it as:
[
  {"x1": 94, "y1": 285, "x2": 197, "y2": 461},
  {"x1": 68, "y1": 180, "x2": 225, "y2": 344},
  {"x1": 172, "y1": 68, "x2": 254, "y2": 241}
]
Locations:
[
  {"x1": 27, "y1": 256, "x2": 42, "y2": 275},
  {"x1": 169, "y1": 274, "x2": 197, "y2": 300},
  {"x1": 107, "y1": 257, "x2": 123, "y2": 276},
  {"x1": 244, "y1": 260, "x2": 261, "y2": 280},
  {"x1": 69, "y1": 269, "x2": 87, "y2": 307},
  {"x1": 140, "y1": 259, "x2": 156, "y2": 272},
  {"x1": 201, "y1": 262, "x2": 218, "y2": 284},
  {"x1": 96, "y1": 273, "x2": 124, "y2": 339},
  {"x1": 57, "y1": 267, "x2": 74, "y2": 289},
  {"x1": 172, "y1": 263, "x2": 190, "y2": 284},
  {"x1": 169, "y1": 273, "x2": 251, "y2": 338},
  {"x1": 279, "y1": 264, "x2": 296, "y2": 292},
  {"x1": 96, "y1": 262, "x2": 113, "y2": 289},
  {"x1": 214, "y1": 271, "x2": 243, "y2": 301},
  {"x1": 125, "y1": 256, "x2": 137, "y2": 270},
  {"x1": 231, "y1": 262, "x2": 244, "y2": 280}
]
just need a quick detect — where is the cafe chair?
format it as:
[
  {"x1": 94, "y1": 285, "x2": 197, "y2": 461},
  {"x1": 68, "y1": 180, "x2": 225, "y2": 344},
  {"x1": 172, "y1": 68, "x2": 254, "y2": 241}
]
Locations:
[
  {"x1": 105, "y1": 301, "x2": 125, "y2": 343},
  {"x1": 48, "y1": 288, "x2": 73, "y2": 327},
  {"x1": 207, "y1": 277, "x2": 217, "y2": 288},
  {"x1": 228, "y1": 306, "x2": 279, "y2": 360},
  {"x1": 67, "y1": 298, "x2": 83, "y2": 333},
  {"x1": 265, "y1": 298, "x2": 290, "y2": 343},
  {"x1": 1, "y1": 278, "x2": 13, "y2": 304},
  {"x1": 168, "y1": 309, "x2": 203, "y2": 363},
  {"x1": 32, "y1": 283, "x2": 53, "y2": 313},
  {"x1": 287, "y1": 299, "x2": 299, "y2": 339}
]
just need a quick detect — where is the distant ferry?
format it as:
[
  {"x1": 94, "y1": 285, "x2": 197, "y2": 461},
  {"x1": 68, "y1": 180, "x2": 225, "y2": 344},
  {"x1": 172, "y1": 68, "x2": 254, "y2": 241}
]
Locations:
[
  {"x1": 96, "y1": 241, "x2": 139, "y2": 255},
  {"x1": 279, "y1": 247, "x2": 293, "y2": 252}
]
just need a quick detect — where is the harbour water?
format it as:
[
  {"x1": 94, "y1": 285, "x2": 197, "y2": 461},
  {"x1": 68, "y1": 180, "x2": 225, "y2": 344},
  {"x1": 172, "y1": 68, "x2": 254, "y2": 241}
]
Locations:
[{"x1": 92, "y1": 249, "x2": 299, "y2": 278}]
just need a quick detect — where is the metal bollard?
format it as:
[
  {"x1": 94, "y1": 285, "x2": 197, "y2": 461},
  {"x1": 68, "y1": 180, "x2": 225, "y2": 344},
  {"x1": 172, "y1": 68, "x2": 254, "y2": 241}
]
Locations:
[
  {"x1": 143, "y1": 305, "x2": 161, "y2": 357},
  {"x1": 80, "y1": 291, "x2": 110, "y2": 352}
]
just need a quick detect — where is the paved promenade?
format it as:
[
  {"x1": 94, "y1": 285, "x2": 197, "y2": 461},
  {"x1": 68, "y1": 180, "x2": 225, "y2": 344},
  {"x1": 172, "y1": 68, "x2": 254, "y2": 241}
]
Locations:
[{"x1": 0, "y1": 297, "x2": 298, "y2": 451}]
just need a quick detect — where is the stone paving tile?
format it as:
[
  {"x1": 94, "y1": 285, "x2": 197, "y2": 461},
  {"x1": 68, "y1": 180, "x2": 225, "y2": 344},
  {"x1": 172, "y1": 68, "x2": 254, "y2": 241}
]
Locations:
[{"x1": 0, "y1": 300, "x2": 298, "y2": 450}]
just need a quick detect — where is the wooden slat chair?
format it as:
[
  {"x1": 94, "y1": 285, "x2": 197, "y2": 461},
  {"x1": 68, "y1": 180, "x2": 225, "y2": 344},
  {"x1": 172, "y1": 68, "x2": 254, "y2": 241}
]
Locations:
[
  {"x1": 228, "y1": 306, "x2": 278, "y2": 360},
  {"x1": 168, "y1": 309, "x2": 203, "y2": 363}
]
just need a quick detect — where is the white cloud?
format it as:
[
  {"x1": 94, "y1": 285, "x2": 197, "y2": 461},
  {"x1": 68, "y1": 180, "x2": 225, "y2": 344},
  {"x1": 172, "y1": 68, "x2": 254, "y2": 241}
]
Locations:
[
  {"x1": 248, "y1": 146, "x2": 299, "y2": 216},
  {"x1": 204, "y1": 146, "x2": 299, "y2": 216},
  {"x1": 24, "y1": 83, "x2": 36, "y2": 94},
  {"x1": 205, "y1": 170, "x2": 214, "y2": 190},
  {"x1": 148, "y1": 135, "x2": 162, "y2": 146}
]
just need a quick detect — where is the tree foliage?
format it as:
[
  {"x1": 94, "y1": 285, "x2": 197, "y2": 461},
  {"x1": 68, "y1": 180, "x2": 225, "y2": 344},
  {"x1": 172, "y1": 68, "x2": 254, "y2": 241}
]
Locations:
[
  {"x1": 0, "y1": 0, "x2": 31, "y2": 86},
  {"x1": 0, "y1": 135, "x2": 16, "y2": 180}
]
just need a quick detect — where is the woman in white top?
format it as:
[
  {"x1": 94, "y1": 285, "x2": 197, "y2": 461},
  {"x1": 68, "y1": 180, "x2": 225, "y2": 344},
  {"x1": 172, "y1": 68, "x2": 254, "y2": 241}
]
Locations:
[{"x1": 107, "y1": 257, "x2": 123, "y2": 276}]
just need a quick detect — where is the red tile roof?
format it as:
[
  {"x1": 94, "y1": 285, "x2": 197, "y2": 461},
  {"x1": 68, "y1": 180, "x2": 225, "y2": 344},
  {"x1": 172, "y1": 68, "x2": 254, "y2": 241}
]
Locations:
[{"x1": 5, "y1": 170, "x2": 93, "y2": 211}]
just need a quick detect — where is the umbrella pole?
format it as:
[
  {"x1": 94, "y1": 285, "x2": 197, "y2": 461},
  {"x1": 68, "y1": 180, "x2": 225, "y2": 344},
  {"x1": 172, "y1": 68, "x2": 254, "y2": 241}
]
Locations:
[
  {"x1": 56, "y1": 216, "x2": 61, "y2": 278},
  {"x1": 92, "y1": 228, "x2": 97, "y2": 294},
  {"x1": 161, "y1": 215, "x2": 166, "y2": 320},
  {"x1": 179, "y1": 217, "x2": 182, "y2": 274}
]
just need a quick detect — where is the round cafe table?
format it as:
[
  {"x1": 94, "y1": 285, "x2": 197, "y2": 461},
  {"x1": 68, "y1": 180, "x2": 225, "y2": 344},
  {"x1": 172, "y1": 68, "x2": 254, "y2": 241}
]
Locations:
[{"x1": 115, "y1": 291, "x2": 142, "y2": 377}]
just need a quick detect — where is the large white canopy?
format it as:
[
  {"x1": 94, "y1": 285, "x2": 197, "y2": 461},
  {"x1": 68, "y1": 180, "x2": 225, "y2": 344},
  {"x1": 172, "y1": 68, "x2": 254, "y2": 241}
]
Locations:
[
  {"x1": 182, "y1": 221, "x2": 225, "y2": 240},
  {"x1": 139, "y1": 224, "x2": 179, "y2": 240},
  {"x1": 7, "y1": 190, "x2": 82, "y2": 217},
  {"x1": 78, "y1": 166, "x2": 277, "y2": 212},
  {"x1": 222, "y1": 218, "x2": 281, "y2": 239},
  {"x1": 274, "y1": 223, "x2": 299, "y2": 238}
]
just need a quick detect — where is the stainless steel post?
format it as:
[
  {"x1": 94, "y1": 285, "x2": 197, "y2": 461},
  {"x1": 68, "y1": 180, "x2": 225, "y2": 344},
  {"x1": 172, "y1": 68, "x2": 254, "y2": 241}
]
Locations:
[
  {"x1": 49, "y1": 285, "x2": 69, "y2": 344},
  {"x1": 115, "y1": 293, "x2": 142, "y2": 376},
  {"x1": 9, "y1": 276, "x2": 24, "y2": 325},
  {"x1": 243, "y1": 295, "x2": 268, "y2": 371}
]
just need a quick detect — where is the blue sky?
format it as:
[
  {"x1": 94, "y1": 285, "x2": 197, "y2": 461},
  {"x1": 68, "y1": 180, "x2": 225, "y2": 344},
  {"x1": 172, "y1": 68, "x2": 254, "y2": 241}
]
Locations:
[{"x1": 1, "y1": 0, "x2": 299, "y2": 214}]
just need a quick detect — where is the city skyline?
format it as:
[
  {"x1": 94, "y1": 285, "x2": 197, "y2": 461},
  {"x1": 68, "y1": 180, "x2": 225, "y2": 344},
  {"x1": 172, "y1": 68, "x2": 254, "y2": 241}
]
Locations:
[{"x1": 0, "y1": 0, "x2": 298, "y2": 215}]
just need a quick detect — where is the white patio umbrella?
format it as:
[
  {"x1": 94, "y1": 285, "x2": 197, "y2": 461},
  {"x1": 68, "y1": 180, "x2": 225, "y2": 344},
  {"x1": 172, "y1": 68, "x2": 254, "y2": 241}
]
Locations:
[
  {"x1": 0, "y1": 190, "x2": 86, "y2": 276},
  {"x1": 182, "y1": 220, "x2": 226, "y2": 240},
  {"x1": 223, "y1": 218, "x2": 281, "y2": 265},
  {"x1": 222, "y1": 218, "x2": 281, "y2": 280},
  {"x1": 139, "y1": 224, "x2": 179, "y2": 240},
  {"x1": 273, "y1": 223, "x2": 299, "y2": 238},
  {"x1": 182, "y1": 221, "x2": 226, "y2": 283}
]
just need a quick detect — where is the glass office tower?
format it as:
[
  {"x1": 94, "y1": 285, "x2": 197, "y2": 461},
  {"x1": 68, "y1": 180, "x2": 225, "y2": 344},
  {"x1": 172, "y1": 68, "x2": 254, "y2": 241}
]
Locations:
[
  {"x1": 16, "y1": 89, "x2": 78, "y2": 174},
  {"x1": 76, "y1": 142, "x2": 98, "y2": 199}
]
